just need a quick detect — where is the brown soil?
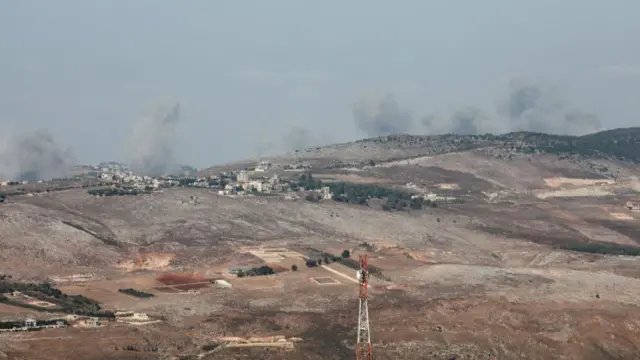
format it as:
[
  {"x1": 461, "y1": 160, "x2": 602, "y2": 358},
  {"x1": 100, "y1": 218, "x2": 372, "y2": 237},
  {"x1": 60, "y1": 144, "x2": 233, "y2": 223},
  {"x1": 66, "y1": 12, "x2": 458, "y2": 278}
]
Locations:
[
  {"x1": 156, "y1": 273, "x2": 206, "y2": 286},
  {"x1": 266, "y1": 264, "x2": 289, "y2": 273}
]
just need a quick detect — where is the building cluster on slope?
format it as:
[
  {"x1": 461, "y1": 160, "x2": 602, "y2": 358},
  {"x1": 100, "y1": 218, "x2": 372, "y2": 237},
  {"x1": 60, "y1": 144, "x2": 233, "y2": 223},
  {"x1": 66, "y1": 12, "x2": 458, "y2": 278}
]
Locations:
[
  {"x1": 404, "y1": 182, "x2": 461, "y2": 204},
  {"x1": 627, "y1": 200, "x2": 640, "y2": 212}
]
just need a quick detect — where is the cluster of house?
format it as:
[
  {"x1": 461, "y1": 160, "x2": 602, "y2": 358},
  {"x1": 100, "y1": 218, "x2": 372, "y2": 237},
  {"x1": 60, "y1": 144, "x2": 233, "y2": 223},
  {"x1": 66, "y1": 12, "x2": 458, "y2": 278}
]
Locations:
[
  {"x1": 0, "y1": 317, "x2": 66, "y2": 332},
  {"x1": 405, "y1": 182, "x2": 460, "y2": 204},
  {"x1": 216, "y1": 170, "x2": 282, "y2": 196},
  {"x1": 99, "y1": 171, "x2": 172, "y2": 189},
  {"x1": 91, "y1": 161, "x2": 130, "y2": 173},
  {"x1": 0, "y1": 180, "x2": 30, "y2": 186}
]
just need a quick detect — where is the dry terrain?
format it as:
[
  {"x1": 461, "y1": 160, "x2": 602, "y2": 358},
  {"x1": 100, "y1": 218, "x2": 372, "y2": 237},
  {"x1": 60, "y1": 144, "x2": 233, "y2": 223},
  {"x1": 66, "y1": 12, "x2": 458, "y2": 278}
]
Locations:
[{"x1": 3, "y1": 137, "x2": 640, "y2": 359}]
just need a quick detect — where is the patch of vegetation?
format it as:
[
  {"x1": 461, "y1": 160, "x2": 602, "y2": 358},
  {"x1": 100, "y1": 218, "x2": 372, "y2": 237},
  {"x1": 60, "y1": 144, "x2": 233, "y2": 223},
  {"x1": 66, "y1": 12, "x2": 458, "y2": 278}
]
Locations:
[
  {"x1": 0, "y1": 192, "x2": 5, "y2": 203},
  {"x1": 334, "y1": 257, "x2": 390, "y2": 281},
  {"x1": 479, "y1": 225, "x2": 640, "y2": 257},
  {"x1": 178, "y1": 177, "x2": 197, "y2": 187},
  {"x1": 236, "y1": 266, "x2": 275, "y2": 278},
  {"x1": 507, "y1": 128, "x2": 640, "y2": 162},
  {"x1": 305, "y1": 247, "x2": 390, "y2": 281},
  {"x1": 0, "y1": 281, "x2": 111, "y2": 317},
  {"x1": 0, "y1": 318, "x2": 68, "y2": 330},
  {"x1": 118, "y1": 288, "x2": 154, "y2": 298},
  {"x1": 88, "y1": 187, "x2": 152, "y2": 196},
  {"x1": 562, "y1": 242, "x2": 640, "y2": 256},
  {"x1": 296, "y1": 173, "x2": 425, "y2": 211},
  {"x1": 201, "y1": 343, "x2": 220, "y2": 352}
]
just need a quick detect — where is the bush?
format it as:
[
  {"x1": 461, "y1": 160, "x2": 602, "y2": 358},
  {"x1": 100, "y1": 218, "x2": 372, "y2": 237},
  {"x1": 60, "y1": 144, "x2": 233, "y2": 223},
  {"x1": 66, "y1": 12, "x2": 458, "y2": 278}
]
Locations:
[
  {"x1": 305, "y1": 194, "x2": 320, "y2": 202},
  {"x1": 88, "y1": 187, "x2": 150, "y2": 197},
  {"x1": 341, "y1": 250, "x2": 350, "y2": 258},
  {"x1": 242, "y1": 266, "x2": 275, "y2": 277},
  {"x1": 118, "y1": 288, "x2": 154, "y2": 298},
  {"x1": 291, "y1": 265, "x2": 298, "y2": 271}
]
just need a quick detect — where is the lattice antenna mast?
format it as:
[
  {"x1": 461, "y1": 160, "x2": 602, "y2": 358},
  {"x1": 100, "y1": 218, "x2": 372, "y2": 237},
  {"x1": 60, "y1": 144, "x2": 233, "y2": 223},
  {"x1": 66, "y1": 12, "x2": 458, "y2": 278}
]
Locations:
[{"x1": 356, "y1": 254, "x2": 373, "y2": 360}]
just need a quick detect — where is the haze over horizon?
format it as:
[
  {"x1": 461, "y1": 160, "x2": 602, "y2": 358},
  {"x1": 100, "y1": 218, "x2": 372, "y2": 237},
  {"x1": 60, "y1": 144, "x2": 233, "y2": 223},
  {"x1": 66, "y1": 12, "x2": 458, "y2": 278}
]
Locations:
[{"x1": 2, "y1": 1, "x2": 640, "y2": 176}]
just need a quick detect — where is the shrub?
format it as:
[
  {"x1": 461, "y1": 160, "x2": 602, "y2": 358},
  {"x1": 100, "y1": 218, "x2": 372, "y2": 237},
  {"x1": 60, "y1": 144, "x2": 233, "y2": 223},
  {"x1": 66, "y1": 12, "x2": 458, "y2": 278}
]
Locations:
[{"x1": 118, "y1": 288, "x2": 154, "y2": 298}]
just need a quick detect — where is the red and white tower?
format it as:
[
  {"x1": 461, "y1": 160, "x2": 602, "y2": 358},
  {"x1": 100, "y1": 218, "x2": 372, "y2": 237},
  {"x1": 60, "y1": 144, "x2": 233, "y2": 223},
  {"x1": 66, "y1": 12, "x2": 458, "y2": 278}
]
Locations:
[{"x1": 356, "y1": 254, "x2": 373, "y2": 360}]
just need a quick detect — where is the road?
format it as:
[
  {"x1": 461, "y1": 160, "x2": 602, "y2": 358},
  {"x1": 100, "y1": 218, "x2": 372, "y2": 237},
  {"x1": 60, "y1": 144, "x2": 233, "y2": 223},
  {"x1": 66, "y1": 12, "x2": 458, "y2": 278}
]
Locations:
[{"x1": 320, "y1": 264, "x2": 358, "y2": 283}]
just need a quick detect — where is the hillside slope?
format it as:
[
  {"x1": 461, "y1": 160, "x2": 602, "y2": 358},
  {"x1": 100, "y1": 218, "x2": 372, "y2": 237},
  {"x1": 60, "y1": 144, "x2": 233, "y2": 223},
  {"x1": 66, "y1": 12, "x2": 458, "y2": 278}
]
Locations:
[{"x1": 260, "y1": 127, "x2": 640, "y2": 166}]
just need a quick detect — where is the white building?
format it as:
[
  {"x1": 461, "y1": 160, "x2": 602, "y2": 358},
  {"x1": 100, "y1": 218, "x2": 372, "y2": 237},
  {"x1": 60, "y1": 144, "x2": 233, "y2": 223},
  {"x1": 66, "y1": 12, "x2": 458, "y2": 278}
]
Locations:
[
  {"x1": 213, "y1": 279, "x2": 232, "y2": 288},
  {"x1": 237, "y1": 170, "x2": 249, "y2": 182},
  {"x1": 255, "y1": 161, "x2": 272, "y2": 172},
  {"x1": 249, "y1": 180, "x2": 264, "y2": 192},
  {"x1": 320, "y1": 186, "x2": 332, "y2": 200},
  {"x1": 24, "y1": 318, "x2": 37, "y2": 328},
  {"x1": 627, "y1": 201, "x2": 640, "y2": 212}
]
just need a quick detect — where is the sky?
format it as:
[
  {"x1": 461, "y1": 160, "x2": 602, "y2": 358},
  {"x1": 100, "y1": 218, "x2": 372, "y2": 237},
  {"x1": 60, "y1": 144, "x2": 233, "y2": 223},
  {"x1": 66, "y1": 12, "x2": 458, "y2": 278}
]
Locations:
[{"x1": 1, "y1": 0, "x2": 640, "y2": 174}]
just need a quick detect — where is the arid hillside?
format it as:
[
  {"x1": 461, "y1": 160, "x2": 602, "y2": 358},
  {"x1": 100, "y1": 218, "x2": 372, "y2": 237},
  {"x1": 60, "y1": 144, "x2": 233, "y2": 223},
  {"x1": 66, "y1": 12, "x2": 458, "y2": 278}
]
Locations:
[{"x1": 3, "y1": 129, "x2": 640, "y2": 359}]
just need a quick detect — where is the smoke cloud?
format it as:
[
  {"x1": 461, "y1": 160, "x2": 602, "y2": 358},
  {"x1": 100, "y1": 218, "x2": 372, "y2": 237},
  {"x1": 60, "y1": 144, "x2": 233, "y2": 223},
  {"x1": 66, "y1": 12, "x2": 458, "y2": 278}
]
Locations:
[
  {"x1": 420, "y1": 109, "x2": 490, "y2": 135},
  {"x1": 352, "y1": 94, "x2": 413, "y2": 136},
  {"x1": 449, "y1": 107, "x2": 487, "y2": 135},
  {"x1": 0, "y1": 129, "x2": 76, "y2": 181},
  {"x1": 420, "y1": 114, "x2": 435, "y2": 129},
  {"x1": 281, "y1": 126, "x2": 331, "y2": 152},
  {"x1": 499, "y1": 78, "x2": 601, "y2": 135},
  {"x1": 127, "y1": 102, "x2": 181, "y2": 176},
  {"x1": 282, "y1": 126, "x2": 314, "y2": 151},
  {"x1": 564, "y1": 111, "x2": 601, "y2": 135}
]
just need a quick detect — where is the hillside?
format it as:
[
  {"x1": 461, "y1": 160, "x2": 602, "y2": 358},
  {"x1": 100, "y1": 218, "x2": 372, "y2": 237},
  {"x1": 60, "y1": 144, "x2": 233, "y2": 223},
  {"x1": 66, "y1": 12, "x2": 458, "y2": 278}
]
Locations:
[
  {"x1": 266, "y1": 127, "x2": 640, "y2": 167},
  {"x1": 3, "y1": 128, "x2": 640, "y2": 359}
]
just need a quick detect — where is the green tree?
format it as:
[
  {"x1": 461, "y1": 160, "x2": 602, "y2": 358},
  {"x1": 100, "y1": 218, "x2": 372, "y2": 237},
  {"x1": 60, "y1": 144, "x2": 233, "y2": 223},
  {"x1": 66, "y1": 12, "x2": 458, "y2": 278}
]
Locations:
[
  {"x1": 341, "y1": 250, "x2": 350, "y2": 258},
  {"x1": 291, "y1": 265, "x2": 298, "y2": 271},
  {"x1": 410, "y1": 197, "x2": 423, "y2": 210}
]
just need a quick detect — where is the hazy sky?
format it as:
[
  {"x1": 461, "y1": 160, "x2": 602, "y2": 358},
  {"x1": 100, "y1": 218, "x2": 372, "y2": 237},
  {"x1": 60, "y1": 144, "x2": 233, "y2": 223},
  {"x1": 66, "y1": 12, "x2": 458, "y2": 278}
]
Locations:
[{"x1": 2, "y1": 1, "x2": 640, "y2": 168}]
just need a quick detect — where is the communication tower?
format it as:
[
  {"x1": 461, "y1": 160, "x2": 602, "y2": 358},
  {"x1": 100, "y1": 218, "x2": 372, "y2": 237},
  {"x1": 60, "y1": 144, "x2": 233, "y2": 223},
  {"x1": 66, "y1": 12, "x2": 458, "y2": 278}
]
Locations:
[{"x1": 356, "y1": 254, "x2": 373, "y2": 360}]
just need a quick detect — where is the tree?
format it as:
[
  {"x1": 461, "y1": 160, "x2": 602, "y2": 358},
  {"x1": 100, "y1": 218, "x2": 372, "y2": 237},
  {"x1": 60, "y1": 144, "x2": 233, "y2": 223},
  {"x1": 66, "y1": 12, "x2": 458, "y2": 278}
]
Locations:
[
  {"x1": 410, "y1": 197, "x2": 423, "y2": 210},
  {"x1": 291, "y1": 265, "x2": 298, "y2": 271},
  {"x1": 341, "y1": 250, "x2": 350, "y2": 258},
  {"x1": 317, "y1": 259, "x2": 322, "y2": 266},
  {"x1": 305, "y1": 194, "x2": 319, "y2": 202},
  {"x1": 323, "y1": 256, "x2": 330, "y2": 264},
  {"x1": 236, "y1": 270, "x2": 245, "y2": 278}
]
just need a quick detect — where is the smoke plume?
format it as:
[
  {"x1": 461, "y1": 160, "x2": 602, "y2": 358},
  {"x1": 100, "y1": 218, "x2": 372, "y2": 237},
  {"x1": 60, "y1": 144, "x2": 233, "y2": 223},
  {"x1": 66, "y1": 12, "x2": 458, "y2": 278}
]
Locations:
[
  {"x1": 499, "y1": 78, "x2": 601, "y2": 135},
  {"x1": 420, "y1": 114, "x2": 435, "y2": 129},
  {"x1": 449, "y1": 107, "x2": 487, "y2": 135},
  {"x1": 352, "y1": 94, "x2": 413, "y2": 136},
  {"x1": 564, "y1": 111, "x2": 601, "y2": 135},
  {"x1": 281, "y1": 126, "x2": 331, "y2": 152},
  {"x1": 0, "y1": 129, "x2": 76, "y2": 181},
  {"x1": 282, "y1": 126, "x2": 313, "y2": 151},
  {"x1": 127, "y1": 102, "x2": 181, "y2": 176}
]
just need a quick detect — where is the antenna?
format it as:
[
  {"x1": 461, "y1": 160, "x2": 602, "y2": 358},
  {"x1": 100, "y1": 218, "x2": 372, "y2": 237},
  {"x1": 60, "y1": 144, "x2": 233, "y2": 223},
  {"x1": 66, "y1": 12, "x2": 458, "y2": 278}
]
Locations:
[{"x1": 356, "y1": 254, "x2": 373, "y2": 360}]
